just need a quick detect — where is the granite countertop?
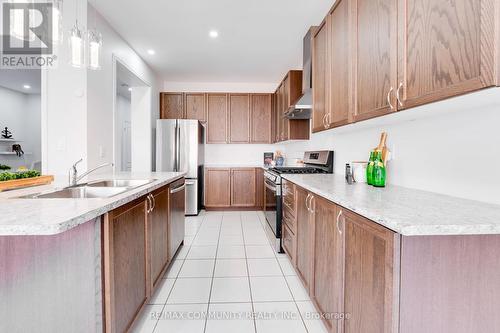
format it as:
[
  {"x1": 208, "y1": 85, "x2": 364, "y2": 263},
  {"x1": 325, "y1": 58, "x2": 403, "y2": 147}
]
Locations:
[
  {"x1": 282, "y1": 174, "x2": 500, "y2": 236},
  {"x1": 205, "y1": 164, "x2": 268, "y2": 169},
  {"x1": 0, "y1": 172, "x2": 186, "y2": 236}
]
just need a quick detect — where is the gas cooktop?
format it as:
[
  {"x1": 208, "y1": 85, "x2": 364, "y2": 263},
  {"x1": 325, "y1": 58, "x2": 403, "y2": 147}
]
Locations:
[{"x1": 268, "y1": 167, "x2": 327, "y2": 174}]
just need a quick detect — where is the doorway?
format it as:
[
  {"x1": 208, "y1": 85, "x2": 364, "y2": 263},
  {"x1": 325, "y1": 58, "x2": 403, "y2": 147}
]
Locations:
[{"x1": 113, "y1": 59, "x2": 152, "y2": 172}]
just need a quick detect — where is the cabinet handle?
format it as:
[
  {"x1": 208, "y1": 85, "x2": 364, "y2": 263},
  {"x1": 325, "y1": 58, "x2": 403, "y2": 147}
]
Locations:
[
  {"x1": 336, "y1": 210, "x2": 343, "y2": 234},
  {"x1": 326, "y1": 113, "x2": 331, "y2": 129},
  {"x1": 146, "y1": 194, "x2": 153, "y2": 214},
  {"x1": 151, "y1": 194, "x2": 156, "y2": 212},
  {"x1": 322, "y1": 114, "x2": 328, "y2": 129},
  {"x1": 396, "y1": 82, "x2": 403, "y2": 107},
  {"x1": 305, "y1": 194, "x2": 311, "y2": 212},
  {"x1": 308, "y1": 195, "x2": 314, "y2": 214},
  {"x1": 387, "y1": 87, "x2": 394, "y2": 110}
]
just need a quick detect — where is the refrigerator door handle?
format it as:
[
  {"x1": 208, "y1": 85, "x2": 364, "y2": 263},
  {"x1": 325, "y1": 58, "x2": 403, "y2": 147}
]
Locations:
[{"x1": 176, "y1": 125, "x2": 181, "y2": 172}]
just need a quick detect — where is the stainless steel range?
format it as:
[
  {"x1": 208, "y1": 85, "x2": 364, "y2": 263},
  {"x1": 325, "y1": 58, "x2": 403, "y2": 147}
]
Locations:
[{"x1": 263, "y1": 150, "x2": 334, "y2": 252}]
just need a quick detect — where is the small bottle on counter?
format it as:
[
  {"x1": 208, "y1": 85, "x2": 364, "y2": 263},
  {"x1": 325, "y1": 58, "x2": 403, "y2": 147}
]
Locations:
[
  {"x1": 372, "y1": 151, "x2": 386, "y2": 187},
  {"x1": 345, "y1": 163, "x2": 354, "y2": 184},
  {"x1": 366, "y1": 151, "x2": 375, "y2": 185}
]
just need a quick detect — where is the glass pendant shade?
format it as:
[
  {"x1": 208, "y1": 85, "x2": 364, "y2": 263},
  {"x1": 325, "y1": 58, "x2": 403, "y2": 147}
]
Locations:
[
  {"x1": 52, "y1": 0, "x2": 63, "y2": 44},
  {"x1": 87, "y1": 30, "x2": 102, "y2": 70},
  {"x1": 69, "y1": 23, "x2": 84, "y2": 68}
]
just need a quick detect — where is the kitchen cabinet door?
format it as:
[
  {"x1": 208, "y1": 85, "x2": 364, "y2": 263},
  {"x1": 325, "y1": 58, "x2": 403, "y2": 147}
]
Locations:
[
  {"x1": 231, "y1": 168, "x2": 256, "y2": 207},
  {"x1": 204, "y1": 168, "x2": 231, "y2": 207},
  {"x1": 103, "y1": 198, "x2": 149, "y2": 333},
  {"x1": 168, "y1": 179, "x2": 185, "y2": 261},
  {"x1": 328, "y1": 0, "x2": 350, "y2": 128},
  {"x1": 353, "y1": 0, "x2": 398, "y2": 122},
  {"x1": 206, "y1": 94, "x2": 228, "y2": 143},
  {"x1": 312, "y1": 19, "x2": 329, "y2": 133},
  {"x1": 185, "y1": 93, "x2": 206, "y2": 122},
  {"x1": 295, "y1": 187, "x2": 314, "y2": 291},
  {"x1": 312, "y1": 197, "x2": 343, "y2": 333},
  {"x1": 160, "y1": 93, "x2": 184, "y2": 119},
  {"x1": 150, "y1": 188, "x2": 169, "y2": 287},
  {"x1": 397, "y1": 0, "x2": 497, "y2": 110},
  {"x1": 343, "y1": 208, "x2": 399, "y2": 333},
  {"x1": 250, "y1": 94, "x2": 272, "y2": 143},
  {"x1": 229, "y1": 94, "x2": 250, "y2": 143}
]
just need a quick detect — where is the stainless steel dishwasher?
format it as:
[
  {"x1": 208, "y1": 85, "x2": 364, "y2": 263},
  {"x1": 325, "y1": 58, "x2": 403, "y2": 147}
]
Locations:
[{"x1": 168, "y1": 178, "x2": 186, "y2": 261}]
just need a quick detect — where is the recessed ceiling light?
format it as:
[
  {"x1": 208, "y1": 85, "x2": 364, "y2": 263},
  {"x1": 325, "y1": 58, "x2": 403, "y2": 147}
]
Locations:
[
  {"x1": 128, "y1": 87, "x2": 132, "y2": 92},
  {"x1": 147, "y1": 49, "x2": 155, "y2": 55},
  {"x1": 209, "y1": 30, "x2": 219, "y2": 38},
  {"x1": 23, "y1": 84, "x2": 31, "y2": 89}
]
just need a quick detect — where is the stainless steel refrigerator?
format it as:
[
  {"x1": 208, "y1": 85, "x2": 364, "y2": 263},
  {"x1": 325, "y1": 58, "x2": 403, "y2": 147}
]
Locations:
[{"x1": 156, "y1": 119, "x2": 205, "y2": 216}]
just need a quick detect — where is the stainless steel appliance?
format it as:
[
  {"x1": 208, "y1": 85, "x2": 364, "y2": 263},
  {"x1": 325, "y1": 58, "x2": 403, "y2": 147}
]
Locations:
[
  {"x1": 264, "y1": 150, "x2": 334, "y2": 252},
  {"x1": 168, "y1": 177, "x2": 186, "y2": 260},
  {"x1": 156, "y1": 119, "x2": 205, "y2": 216},
  {"x1": 285, "y1": 26, "x2": 315, "y2": 119}
]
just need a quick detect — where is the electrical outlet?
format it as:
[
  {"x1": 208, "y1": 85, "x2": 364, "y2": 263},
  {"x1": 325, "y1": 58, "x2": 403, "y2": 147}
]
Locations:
[
  {"x1": 99, "y1": 146, "x2": 105, "y2": 158},
  {"x1": 389, "y1": 143, "x2": 396, "y2": 160}
]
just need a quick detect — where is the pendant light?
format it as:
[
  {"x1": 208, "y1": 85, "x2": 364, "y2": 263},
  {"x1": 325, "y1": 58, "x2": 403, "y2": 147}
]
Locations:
[
  {"x1": 52, "y1": 0, "x2": 63, "y2": 44},
  {"x1": 87, "y1": 2, "x2": 102, "y2": 70},
  {"x1": 69, "y1": 0, "x2": 84, "y2": 67}
]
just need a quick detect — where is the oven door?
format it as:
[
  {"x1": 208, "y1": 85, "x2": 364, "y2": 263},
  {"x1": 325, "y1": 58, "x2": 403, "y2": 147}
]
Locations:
[{"x1": 264, "y1": 177, "x2": 282, "y2": 239}]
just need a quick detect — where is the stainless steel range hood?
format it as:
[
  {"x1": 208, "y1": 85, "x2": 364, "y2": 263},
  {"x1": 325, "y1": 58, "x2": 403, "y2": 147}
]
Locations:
[{"x1": 285, "y1": 27, "x2": 316, "y2": 119}]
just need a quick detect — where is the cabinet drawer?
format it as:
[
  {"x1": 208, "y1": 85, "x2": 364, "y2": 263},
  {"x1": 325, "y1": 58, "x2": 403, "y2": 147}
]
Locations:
[
  {"x1": 282, "y1": 180, "x2": 295, "y2": 212},
  {"x1": 282, "y1": 224, "x2": 296, "y2": 262},
  {"x1": 282, "y1": 205, "x2": 296, "y2": 234}
]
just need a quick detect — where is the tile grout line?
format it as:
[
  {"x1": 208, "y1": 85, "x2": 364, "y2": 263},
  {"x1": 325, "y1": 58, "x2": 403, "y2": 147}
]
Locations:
[
  {"x1": 241, "y1": 212, "x2": 258, "y2": 333},
  {"x1": 202, "y1": 212, "x2": 223, "y2": 333},
  {"x1": 152, "y1": 213, "x2": 207, "y2": 333}
]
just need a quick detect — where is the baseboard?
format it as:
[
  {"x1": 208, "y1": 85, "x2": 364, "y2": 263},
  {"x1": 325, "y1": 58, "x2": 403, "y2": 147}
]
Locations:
[{"x1": 205, "y1": 206, "x2": 263, "y2": 211}]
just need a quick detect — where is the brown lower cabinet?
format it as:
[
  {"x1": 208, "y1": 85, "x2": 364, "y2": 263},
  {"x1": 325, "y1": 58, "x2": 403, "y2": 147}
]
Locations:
[
  {"x1": 205, "y1": 167, "x2": 263, "y2": 210},
  {"x1": 103, "y1": 180, "x2": 186, "y2": 333},
  {"x1": 289, "y1": 184, "x2": 399, "y2": 333},
  {"x1": 287, "y1": 182, "x2": 500, "y2": 332}
]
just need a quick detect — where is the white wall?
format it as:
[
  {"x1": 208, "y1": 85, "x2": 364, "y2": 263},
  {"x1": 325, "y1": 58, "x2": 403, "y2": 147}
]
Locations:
[
  {"x1": 282, "y1": 88, "x2": 500, "y2": 205},
  {"x1": 114, "y1": 94, "x2": 131, "y2": 171},
  {"x1": 87, "y1": 4, "x2": 160, "y2": 172},
  {"x1": 43, "y1": 0, "x2": 87, "y2": 175},
  {"x1": 0, "y1": 87, "x2": 41, "y2": 170}
]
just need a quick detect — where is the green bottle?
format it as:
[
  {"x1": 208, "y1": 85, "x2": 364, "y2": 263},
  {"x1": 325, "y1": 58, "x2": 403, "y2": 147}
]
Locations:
[
  {"x1": 372, "y1": 151, "x2": 386, "y2": 187},
  {"x1": 366, "y1": 151, "x2": 375, "y2": 185}
]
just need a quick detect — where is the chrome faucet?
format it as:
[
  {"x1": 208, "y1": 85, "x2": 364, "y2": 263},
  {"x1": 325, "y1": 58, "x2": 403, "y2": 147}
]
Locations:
[{"x1": 68, "y1": 159, "x2": 114, "y2": 187}]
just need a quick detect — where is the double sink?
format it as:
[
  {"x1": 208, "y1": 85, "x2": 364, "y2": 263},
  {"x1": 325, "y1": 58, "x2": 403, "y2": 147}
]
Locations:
[{"x1": 23, "y1": 179, "x2": 156, "y2": 199}]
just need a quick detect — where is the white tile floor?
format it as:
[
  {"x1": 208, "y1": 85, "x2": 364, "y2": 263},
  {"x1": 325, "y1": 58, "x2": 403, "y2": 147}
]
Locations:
[{"x1": 131, "y1": 210, "x2": 328, "y2": 333}]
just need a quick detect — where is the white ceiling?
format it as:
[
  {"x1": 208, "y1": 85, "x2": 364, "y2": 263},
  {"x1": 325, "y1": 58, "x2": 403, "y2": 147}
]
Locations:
[
  {"x1": 0, "y1": 69, "x2": 41, "y2": 94},
  {"x1": 92, "y1": 0, "x2": 333, "y2": 83}
]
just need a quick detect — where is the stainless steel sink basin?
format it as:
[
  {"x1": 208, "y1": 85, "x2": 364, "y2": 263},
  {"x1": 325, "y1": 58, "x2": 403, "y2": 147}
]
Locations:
[
  {"x1": 32, "y1": 186, "x2": 128, "y2": 199},
  {"x1": 86, "y1": 179, "x2": 155, "y2": 188}
]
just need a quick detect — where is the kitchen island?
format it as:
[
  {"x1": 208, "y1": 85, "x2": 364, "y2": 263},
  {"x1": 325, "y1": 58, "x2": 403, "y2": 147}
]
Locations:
[
  {"x1": 0, "y1": 172, "x2": 186, "y2": 333},
  {"x1": 280, "y1": 174, "x2": 500, "y2": 333}
]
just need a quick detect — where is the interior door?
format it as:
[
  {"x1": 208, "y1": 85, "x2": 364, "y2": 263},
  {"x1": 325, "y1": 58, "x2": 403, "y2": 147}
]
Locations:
[
  {"x1": 178, "y1": 120, "x2": 198, "y2": 178},
  {"x1": 353, "y1": 0, "x2": 398, "y2": 122},
  {"x1": 398, "y1": 0, "x2": 496, "y2": 110}
]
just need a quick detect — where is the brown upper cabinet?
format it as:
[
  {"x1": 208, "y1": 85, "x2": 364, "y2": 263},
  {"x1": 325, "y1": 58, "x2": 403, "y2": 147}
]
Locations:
[
  {"x1": 274, "y1": 70, "x2": 310, "y2": 142},
  {"x1": 184, "y1": 93, "x2": 206, "y2": 122},
  {"x1": 397, "y1": 0, "x2": 497, "y2": 109},
  {"x1": 311, "y1": 0, "x2": 499, "y2": 133},
  {"x1": 250, "y1": 94, "x2": 273, "y2": 143},
  {"x1": 353, "y1": 0, "x2": 398, "y2": 122},
  {"x1": 160, "y1": 93, "x2": 184, "y2": 119},
  {"x1": 206, "y1": 94, "x2": 228, "y2": 144},
  {"x1": 229, "y1": 94, "x2": 251, "y2": 143}
]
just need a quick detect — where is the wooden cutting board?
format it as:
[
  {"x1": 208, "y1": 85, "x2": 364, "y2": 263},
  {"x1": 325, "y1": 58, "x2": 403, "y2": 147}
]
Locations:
[{"x1": 0, "y1": 175, "x2": 54, "y2": 192}]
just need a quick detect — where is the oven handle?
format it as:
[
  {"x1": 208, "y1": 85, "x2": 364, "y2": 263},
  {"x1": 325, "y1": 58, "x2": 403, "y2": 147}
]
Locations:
[{"x1": 264, "y1": 180, "x2": 277, "y2": 193}]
